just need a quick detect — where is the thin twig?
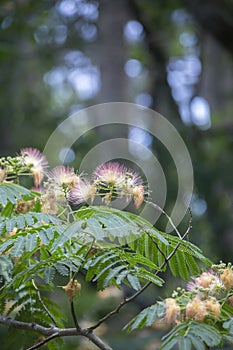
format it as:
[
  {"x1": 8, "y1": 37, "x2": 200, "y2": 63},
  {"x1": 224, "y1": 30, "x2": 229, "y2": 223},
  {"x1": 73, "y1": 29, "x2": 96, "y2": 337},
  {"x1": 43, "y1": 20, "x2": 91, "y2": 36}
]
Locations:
[
  {"x1": 26, "y1": 333, "x2": 59, "y2": 350},
  {"x1": 70, "y1": 300, "x2": 80, "y2": 330},
  {"x1": 88, "y1": 281, "x2": 151, "y2": 331},
  {"x1": 32, "y1": 280, "x2": 58, "y2": 327},
  {"x1": 147, "y1": 201, "x2": 182, "y2": 238},
  {"x1": 184, "y1": 208, "x2": 193, "y2": 238}
]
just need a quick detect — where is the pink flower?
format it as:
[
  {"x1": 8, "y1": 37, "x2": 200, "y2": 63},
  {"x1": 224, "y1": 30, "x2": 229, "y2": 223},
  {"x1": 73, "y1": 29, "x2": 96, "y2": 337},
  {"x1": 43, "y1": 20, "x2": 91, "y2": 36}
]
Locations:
[
  {"x1": 185, "y1": 296, "x2": 208, "y2": 321},
  {"x1": 69, "y1": 179, "x2": 96, "y2": 205},
  {"x1": 187, "y1": 270, "x2": 224, "y2": 296},
  {"x1": 47, "y1": 166, "x2": 79, "y2": 190},
  {"x1": 93, "y1": 162, "x2": 127, "y2": 187},
  {"x1": 165, "y1": 298, "x2": 181, "y2": 324},
  {"x1": 21, "y1": 148, "x2": 48, "y2": 187}
]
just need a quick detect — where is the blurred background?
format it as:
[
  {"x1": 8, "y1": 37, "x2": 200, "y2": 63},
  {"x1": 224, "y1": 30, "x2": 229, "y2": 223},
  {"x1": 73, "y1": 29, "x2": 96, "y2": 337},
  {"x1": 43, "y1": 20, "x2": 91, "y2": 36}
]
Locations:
[{"x1": 0, "y1": 0, "x2": 233, "y2": 349}]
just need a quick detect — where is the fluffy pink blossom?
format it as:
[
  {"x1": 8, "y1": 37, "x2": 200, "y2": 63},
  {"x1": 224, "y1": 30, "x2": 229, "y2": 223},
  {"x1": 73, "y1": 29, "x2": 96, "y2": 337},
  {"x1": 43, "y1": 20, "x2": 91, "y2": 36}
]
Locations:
[
  {"x1": 93, "y1": 162, "x2": 127, "y2": 187},
  {"x1": 47, "y1": 166, "x2": 79, "y2": 190},
  {"x1": 21, "y1": 148, "x2": 48, "y2": 187},
  {"x1": 69, "y1": 179, "x2": 96, "y2": 205},
  {"x1": 187, "y1": 270, "x2": 224, "y2": 296}
]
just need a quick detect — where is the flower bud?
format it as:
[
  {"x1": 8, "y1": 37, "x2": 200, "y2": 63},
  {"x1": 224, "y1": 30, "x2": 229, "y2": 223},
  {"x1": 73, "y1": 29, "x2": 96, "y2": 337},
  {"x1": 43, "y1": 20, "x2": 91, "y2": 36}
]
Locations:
[
  {"x1": 0, "y1": 168, "x2": 7, "y2": 183},
  {"x1": 62, "y1": 279, "x2": 81, "y2": 301}
]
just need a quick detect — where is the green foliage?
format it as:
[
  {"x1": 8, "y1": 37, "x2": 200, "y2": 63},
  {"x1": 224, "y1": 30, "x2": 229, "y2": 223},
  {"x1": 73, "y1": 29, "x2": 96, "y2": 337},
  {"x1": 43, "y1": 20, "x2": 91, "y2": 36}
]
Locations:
[
  {"x1": 127, "y1": 310, "x2": 225, "y2": 350},
  {"x1": 129, "y1": 230, "x2": 211, "y2": 279},
  {"x1": 0, "y1": 183, "x2": 30, "y2": 205},
  {"x1": 161, "y1": 322, "x2": 222, "y2": 350},
  {"x1": 0, "y1": 181, "x2": 218, "y2": 350},
  {"x1": 124, "y1": 302, "x2": 166, "y2": 331},
  {"x1": 84, "y1": 247, "x2": 164, "y2": 290}
]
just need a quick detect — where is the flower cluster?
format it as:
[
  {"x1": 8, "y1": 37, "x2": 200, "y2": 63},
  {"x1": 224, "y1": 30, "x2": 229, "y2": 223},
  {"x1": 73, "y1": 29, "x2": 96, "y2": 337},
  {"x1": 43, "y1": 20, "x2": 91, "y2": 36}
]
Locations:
[
  {"x1": 164, "y1": 263, "x2": 233, "y2": 324},
  {"x1": 70, "y1": 162, "x2": 145, "y2": 209},
  {"x1": 0, "y1": 148, "x2": 146, "y2": 214}
]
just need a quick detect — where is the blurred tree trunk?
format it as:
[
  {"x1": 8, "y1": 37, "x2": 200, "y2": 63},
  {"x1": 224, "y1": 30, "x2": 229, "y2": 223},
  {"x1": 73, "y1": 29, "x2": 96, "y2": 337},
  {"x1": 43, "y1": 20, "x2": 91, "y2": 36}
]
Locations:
[
  {"x1": 94, "y1": 0, "x2": 129, "y2": 103},
  {"x1": 198, "y1": 33, "x2": 233, "y2": 117}
]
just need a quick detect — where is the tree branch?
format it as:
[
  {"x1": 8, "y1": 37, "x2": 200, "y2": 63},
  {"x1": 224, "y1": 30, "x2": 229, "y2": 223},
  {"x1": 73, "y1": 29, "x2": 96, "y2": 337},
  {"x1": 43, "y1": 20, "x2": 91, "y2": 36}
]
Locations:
[{"x1": 0, "y1": 316, "x2": 113, "y2": 350}]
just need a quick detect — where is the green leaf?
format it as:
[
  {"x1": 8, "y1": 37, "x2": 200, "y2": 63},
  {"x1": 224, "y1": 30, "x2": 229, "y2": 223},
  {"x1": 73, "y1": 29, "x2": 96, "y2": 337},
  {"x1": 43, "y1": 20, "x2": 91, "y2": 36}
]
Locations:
[
  {"x1": 179, "y1": 337, "x2": 192, "y2": 350},
  {"x1": 74, "y1": 206, "x2": 170, "y2": 246},
  {"x1": 189, "y1": 334, "x2": 205, "y2": 350},
  {"x1": 127, "y1": 274, "x2": 141, "y2": 290},
  {"x1": 92, "y1": 261, "x2": 118, "y2": 282},
  {"x1": 1, "y1": 202, "x2": 14, "y2": 217},
  {"x1": 0, "y1": 183, "x2": 30, "y2": 205},
  {"x1": 25, "y1": 233, "x2": 37, "y2": 252},
  {"x1": 125, "y1": 302, "x2": 166, "y2": 331},
  {"x1": 11, "y1": 236, "x2": 25, "y2": 257},
  {"x1": 0, "y1": 212, "x2": 61, "y2": 234},
  {"x1": 160, "y1": 322, "x2": 221, "y2": 350},
  {"x1": 136, "y1": 268, "x2": 164, "y2": 286},
  {"x1": 160, "y1": 337, "x2": 178, "y2": 350},
  {"x1": 103, "y1": 265, "x2": 127, "y2": 288},
  {"x1": 176, "y1": 250, "x2": 189, "y2": 280},
  {"x1": 0, "y1": 255, "x2": 13, "y2": 282},
  {"x1": 116, "y1": 269, "x2": 129, "y2": 285},
  {"x1": 223, "y1": 318, "x2": 233, "y2": 334},
  {"x1": 0, "y1": 239, "x2": 14, "y2": 253},
  {"x1": 44, "y1": 266, "x2": 56, "y2": 284},
  {"x1": 190, "y1": 323, "x2": 221, "y2": 347},
  {"x1": 54, "y1": 263, "x2": 69, "y2": 276}
]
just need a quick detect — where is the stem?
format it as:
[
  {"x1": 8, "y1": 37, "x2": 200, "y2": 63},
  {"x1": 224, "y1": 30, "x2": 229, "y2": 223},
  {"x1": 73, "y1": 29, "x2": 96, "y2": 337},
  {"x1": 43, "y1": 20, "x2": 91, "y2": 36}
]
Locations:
[
  {"x1": 32, "y1": 280, "x2": 58, "y2": 327},
  {"x1": 147, "y1": 201, "x2": 182, "y2": 238},
  {"x1": 26, "y1": 333, "x2": 59, "y2": 350},
  {"x1": 70, "y1": 300, "x2": 80, "y2": 330}
]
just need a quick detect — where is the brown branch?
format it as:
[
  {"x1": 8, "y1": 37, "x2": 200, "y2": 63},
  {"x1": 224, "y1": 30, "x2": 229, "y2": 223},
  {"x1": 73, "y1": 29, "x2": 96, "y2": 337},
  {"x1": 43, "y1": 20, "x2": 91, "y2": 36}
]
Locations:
[{"x1": 0, "y1": 316, "x2": 113, "y2": 350}]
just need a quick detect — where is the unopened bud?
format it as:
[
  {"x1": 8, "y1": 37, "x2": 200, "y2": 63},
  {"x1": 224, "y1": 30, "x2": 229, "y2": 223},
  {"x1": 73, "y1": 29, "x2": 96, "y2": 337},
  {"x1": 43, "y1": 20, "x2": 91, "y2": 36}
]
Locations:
[{"x1": 62, "y1": 279, "x2": 81, "y2": 301}]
